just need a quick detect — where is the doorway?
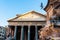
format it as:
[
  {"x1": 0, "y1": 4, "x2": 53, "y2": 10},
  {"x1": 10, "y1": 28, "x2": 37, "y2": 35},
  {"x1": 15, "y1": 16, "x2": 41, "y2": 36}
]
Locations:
[
  {"x1": 30, "y1": 25, "x2": 35, "y2": 40},
  {"x1": 24, "y1": 26, "x2": 28, "y2": 40},
  {"x1": 16, "y1": 26, "x2": 21, "y2": 40}
]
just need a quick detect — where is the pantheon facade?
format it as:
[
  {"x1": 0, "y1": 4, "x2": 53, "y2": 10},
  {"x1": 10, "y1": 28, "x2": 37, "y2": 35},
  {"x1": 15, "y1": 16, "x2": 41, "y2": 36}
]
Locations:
[{"x1": 7, "y1": 11, "x2": 46, "y2": 40}]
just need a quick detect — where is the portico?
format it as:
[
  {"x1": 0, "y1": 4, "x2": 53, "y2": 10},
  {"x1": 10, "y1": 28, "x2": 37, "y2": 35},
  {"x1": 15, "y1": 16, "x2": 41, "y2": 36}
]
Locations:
[{"x1": 7, "y1": 11, "x2": 46, "y2": 40}]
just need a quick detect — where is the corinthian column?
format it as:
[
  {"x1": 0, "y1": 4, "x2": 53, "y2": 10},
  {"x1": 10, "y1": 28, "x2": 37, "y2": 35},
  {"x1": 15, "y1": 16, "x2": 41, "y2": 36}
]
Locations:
[
  {"x1": 14, "y1": 26, "x2": 17, "y2": 40},
  {"x1": 35, "y1": 26, "x2": 38, "y2": 40},
  {"x1": 28, "y1": 26, "x2": 30, "y2": 40},
  {"x1": 21, "y1": 26, "x2": 24, "y2": 40}
]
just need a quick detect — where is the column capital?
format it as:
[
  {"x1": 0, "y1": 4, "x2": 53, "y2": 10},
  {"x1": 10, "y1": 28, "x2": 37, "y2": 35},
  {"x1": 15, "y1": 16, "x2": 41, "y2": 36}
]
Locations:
[
  {"x1": 21, "y1": 25, "x2": 24, "y2": 27},
  {"x1": 35, "y1": 25, "x2": 37, "y2": 26},
  {"x1": 28, "y1": 25, "x2": 30, "y2": 27},
  {"x1": 35, "y1": 25, "x2": 37, "y2": 28},
  {"x1": 15, "y1": 25, "x2": 17, "y2": 27}
]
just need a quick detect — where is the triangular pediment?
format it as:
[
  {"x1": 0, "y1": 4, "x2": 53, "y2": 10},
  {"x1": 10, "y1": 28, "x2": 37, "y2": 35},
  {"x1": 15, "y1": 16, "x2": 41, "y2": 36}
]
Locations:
[{"x1": 8, "y1": 11, "x2": 46, "y2": 22}]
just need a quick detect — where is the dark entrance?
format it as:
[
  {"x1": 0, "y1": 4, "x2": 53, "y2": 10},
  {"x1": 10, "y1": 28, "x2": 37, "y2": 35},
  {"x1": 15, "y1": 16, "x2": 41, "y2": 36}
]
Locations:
[
  {"x1": 15, "y1": 25, "x2": 42, "y2": 40},
  {"x1": 16, "y1": 26, "x2": 21, "y2": 40},
  {"x1": 24, "y1": 26, "x2": 28, "y2": 40},
  {"x1": 30, "y1": 25, "x2": 35, "y2": 40},
  {"x1": 16, "y1": 26, "x2": 28, "y2": 40}
]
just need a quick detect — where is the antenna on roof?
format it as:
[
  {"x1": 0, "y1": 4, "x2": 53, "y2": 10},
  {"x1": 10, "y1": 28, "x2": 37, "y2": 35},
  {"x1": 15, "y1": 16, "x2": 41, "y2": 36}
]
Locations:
[{"x1": 40, "y1": 2, "x2": 43, "y2": 9}]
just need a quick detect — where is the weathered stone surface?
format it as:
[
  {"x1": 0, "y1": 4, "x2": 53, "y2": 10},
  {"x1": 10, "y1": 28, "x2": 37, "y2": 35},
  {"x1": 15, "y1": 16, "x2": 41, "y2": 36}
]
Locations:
[
  {"x1": 39, "y1": 25, "x2": 60, "y2": 40},
  {"x1": 39, "y1": 0, "x2": 60, "y2": 40}
]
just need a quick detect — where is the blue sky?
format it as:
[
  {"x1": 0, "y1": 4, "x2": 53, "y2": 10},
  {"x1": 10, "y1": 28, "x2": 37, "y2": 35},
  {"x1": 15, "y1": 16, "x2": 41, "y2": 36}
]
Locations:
[{"x1": 0, "y1": 0, "x2": 48, "y2": 26}]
